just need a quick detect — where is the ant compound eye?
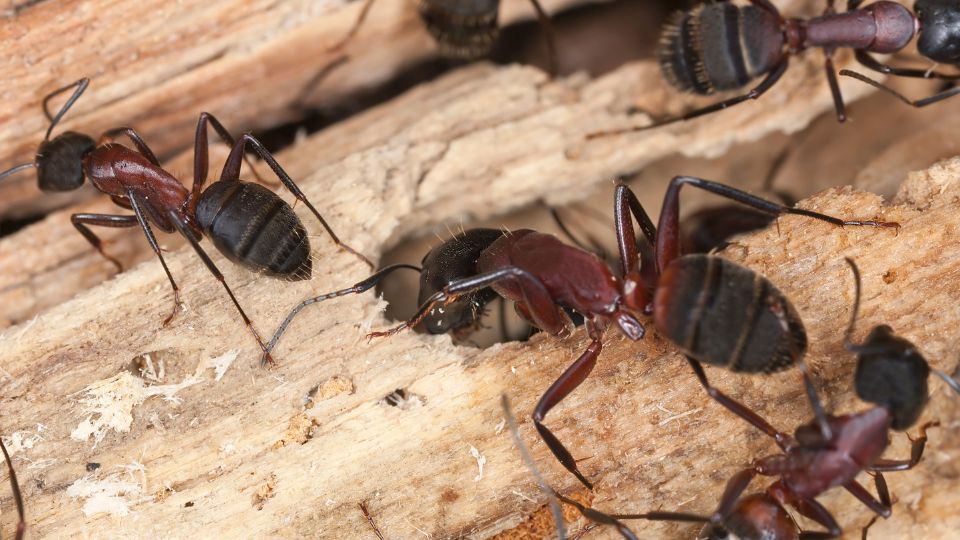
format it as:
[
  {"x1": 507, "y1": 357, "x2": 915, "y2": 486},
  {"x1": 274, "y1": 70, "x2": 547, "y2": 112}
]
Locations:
[{"x1": 916, "y1": 0, "x2": 960, "y2": 63}]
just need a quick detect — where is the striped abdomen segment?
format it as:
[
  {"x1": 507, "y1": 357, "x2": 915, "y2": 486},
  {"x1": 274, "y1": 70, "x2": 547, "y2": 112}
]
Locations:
[
  {"x1": 659, "y1": 3, "x2": 784, "y2": 94},
  {"x1": 418, "y1": 0, "x2": 500, "y2": 59},
  {"x1": 195, "y1": 181, "x2": 312, "y2": 280},
  {"x1": 654, "y1": 255, "x2": 806, "y2": 374}
]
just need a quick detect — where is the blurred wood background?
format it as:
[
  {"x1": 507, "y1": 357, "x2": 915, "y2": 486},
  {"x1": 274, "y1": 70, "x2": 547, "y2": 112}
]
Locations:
[{"x1": 1, "y1": 0, "x2": 958, "y2": 538}]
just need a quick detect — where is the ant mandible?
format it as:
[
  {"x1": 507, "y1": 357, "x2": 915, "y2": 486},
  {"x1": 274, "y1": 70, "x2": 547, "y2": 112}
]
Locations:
[
  {"x1": 589, "y1": 0, "x2": 960, "y2": 138},
  {"x1": 360, "y1": 176, "x2": 896, "y2": 490},
  {"x1": 0, "y1": 79, "x2": 372, "y2": 364},
  {"x1": 546, "y1": 257, "x2": 958, "y2": 539}
]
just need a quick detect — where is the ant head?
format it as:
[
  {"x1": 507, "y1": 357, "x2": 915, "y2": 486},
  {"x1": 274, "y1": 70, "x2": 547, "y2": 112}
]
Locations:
[
  {"x1": 915, "y1": 0, "x2": 960, "y2": 64},
  {"x1": 844, "y1": 258, "x2": 930, "y2": 430},
  {"x1": 853, "y1": 326, "x2": 930, "y2": 430},
  {"x1": 35, "y1": 131, "x2": 96, "y2": 191},
  {"x1": 417, "y1": 228, "x2": 504, "y2": 335},
  {"x1": 702, "y1": 493, "x2": 798, "y2": 540}
]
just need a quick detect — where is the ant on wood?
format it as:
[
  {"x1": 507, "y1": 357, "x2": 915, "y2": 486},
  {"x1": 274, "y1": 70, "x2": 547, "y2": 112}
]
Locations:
[
  {"x1": 0, "y1": 79, "x2": 371, "y2": 364},
  {"x1": 269, "y1": 174, "x2": 897, "y2": 490},
  {"x1": 534, "y1": 258, "x2": 958, "y2": 539},
  {"x1": 589, "y1": 0, "x2": 960, "y2": 138}
]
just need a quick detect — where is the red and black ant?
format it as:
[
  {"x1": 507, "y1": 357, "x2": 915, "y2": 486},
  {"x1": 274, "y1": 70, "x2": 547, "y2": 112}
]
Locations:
[
  {"x1": 540, "y1": 258, "x2": 958, "y2": 539},
  {"x1": 589, "y1": 0, "x2": 960, "y2": 138},
  {"x1": 284, "y1": 175, "x2": 894, "y2": 490},
  {"x1": 0, "y1": 436, "x2": 24, "y2": 540},
  {"x1": 0, "y1": 79, "x2": 371, "y2": 364}
]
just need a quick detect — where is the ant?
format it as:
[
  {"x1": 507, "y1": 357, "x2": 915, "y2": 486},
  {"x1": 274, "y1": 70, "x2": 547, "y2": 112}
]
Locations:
[
  {"x1": 343, "y1": 176, "x2": 896, "y2": 490},
  {"x1": 588, "y1": 0, "x2": 960, "y2": 138},
  {"x1": 540, "y1": 258, "x2": 959, "y2": 539},
  {"x1": 0, "y1": 79, "x2": 371, "y2": 364},
  {"x1": 0, "y1": 436, "x2": 24, "y2": 540},
  {"x1": 318, "y1": 0, "x2": 557, "y2": 75}
]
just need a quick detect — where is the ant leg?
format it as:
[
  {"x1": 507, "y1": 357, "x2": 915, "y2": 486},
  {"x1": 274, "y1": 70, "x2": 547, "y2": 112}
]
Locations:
[
  {"x1": 791, "y1": 496, "x2": 842, "y2": 538},
  {"x1": 933, "y1": 369, "x2": 960, "y2": 394},
  {"x1": 70, "y1": 213, "x2": 138, "y2": 271},
  {"x1": 586, "y1": 58, "x2": 788, "y2": 138},
  {"x1": 42, "y1": 78, "x2": 89, "y2": 141},
  {"x1": 0, "y1": 436, "x2": 26, "y2": 540},
  {"x1": 614, "y1": 184, "x2": 657, "y2": 285},
  {"x1": 189, "y1": 113, "x2": 272, "y2": 212},
  {"x1": 687, "y1": 359, "x2": 794, "y2": 451},
  {"x1": 525, "y1": 0, "x2": 558, "y2": 76},
  {"x1": 167, "y1": 211, "x2": 275, "y2": 365},
  {"x1": 843, "y1": 479, "x2": 891, "y2": 518},
  {"x1": 550, "y1": 488, "x2": 641, "y2": 540},
  {"x1": 533, "y1": 323, "x2": 603, "y2": 489},
  {"x1": 823, "y1": 48, "x2": 847, "y2": 122},
  {"x1": 358, "y1": 502, "x2": 385, "y2": 540},
  {"x1": 839, "y1": 69, "x2": 960, "y2": 108},
  {"x1": 263, "y1": 263, "x2": 421, "y2": 363},
  {"x1": 868, "y1": 421, "x2": 938, "y2": 471},
  {"x1": 853, "y1": 50, "x2": 960, "y2": 80},
  {"x1": 127, "y1": 193, "x2": 184, "y2": 326},
  {"x1": 327, "y1": 0, "x2": 377, "y2": 53},
  {"x1": 369, "y1": 266, "x2": 566, "y2": 337},
  {"x1": 861, "y1": 515, "x2": 880, "y2": 540},
  {"x1": 655, "y1": 175, "x2": 899, "y2": 272},
  {"x1": 99, "y1": 127, "x2": 162, "y2": 166},
  {"x1": 220, "y1": 133, "x2": 373, "y2": 269}
]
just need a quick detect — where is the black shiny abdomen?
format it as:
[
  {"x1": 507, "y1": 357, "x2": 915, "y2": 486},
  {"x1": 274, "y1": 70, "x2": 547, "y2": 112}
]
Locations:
[
  {"x1": 659, "y1": 3, "x2": 784, "y2": 94},
  {"x1": 418, "y1": 0, "x2": 500, "y2": 59},
  {"x1": 655, "y1": 255, "x2": 806, "y2": 373},
  {"x1": 37, "y1": 131, "x2": 96, "y2": 192},
  {"x1": 418, "y1": 228, "x2": 504, "y2": 334},
  {"x1": 195, "y1": 181, "x2": 311, "y2": 280},
  {"x1": 854, "y1": 325, "x2": 930, "y2": 430}
]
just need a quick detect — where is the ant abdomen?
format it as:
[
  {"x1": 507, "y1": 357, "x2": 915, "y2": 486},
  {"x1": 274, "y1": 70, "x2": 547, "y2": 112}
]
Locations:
[
  {"x1": 418, "y1": 0, "x2": 500, "y2": 59},
  {"x1": 654, "y1": 255, "x2": 806, "y2": 374},
  {"x1": 37, "y1": 131, "x2": 95, "y2": 191},
  {"x1": 659, "y1": 3, "x2": 782, "y2": 94},
  {"x1": 196, "y1": 181, "x2": 312, "y2": 280}
]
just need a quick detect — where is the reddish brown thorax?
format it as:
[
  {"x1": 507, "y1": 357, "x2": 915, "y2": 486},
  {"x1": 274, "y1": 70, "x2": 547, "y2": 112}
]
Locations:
[{"x1": 83, "y1": 144, "x2": 190, "y2": 233}]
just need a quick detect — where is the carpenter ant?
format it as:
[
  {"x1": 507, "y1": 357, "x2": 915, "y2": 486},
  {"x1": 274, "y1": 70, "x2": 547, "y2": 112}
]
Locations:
[
  {"x1": 0, "y1": 79, "x2": 371, "y2": 364},
  {"x1": 325, "y1": 0, "x2": 557, "y2": 71},
  {"x1": 589, "y1": 0, "x2": 960, "y2": 138},
  {"x1": 365, "y1": 177, "x2": 897, "y2": 490},
  {"x1": 541, "y1": 257, "x2": 957, "y2": 539},
  {"x1": 0, "y1": 436, "x2": 25, "y2": 540}
]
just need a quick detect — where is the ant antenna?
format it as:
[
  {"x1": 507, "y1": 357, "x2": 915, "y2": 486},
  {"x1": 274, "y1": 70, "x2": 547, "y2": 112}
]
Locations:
[
  {"x1": 0, "y1": 436, "x2": 25, "y2": 540},
  {"x1": 500, "y1": 394, "x2": 567, "y2": 540},
  {"x1": 42, "y1": 78, "x2": 90, "y2": 142},
  {"x1": 843, "y1": 257, "x2": 862, "y2": 347},
  {"x1": 933, "y1": 369, "x2": 960, "y2": 395},
  {"x1": 0, "y1": 163, "x2": 36, "y2": 183}
]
